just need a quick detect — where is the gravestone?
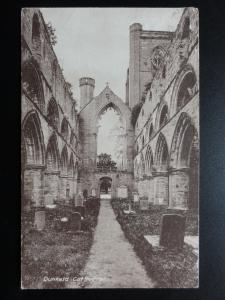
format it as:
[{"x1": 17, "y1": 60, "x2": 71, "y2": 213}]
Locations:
[
  {"x1": 76, "y1": 193, "x2": 83, "y2": 206},
  {"x1": 133, "y1": 192, "x2": 139, "y2": 203},
  {"x1": 91, "y1": 188, "x2": 96, "y2": 197},
  {"x1": 34, "y1": 210, "x2": 45, "y2": 231},
  {"x1": 139, "y1": 198, "x2": 149, "y2": 210},
  {"x1": 74, "y1": 205, "x2": 85, "y2": 218},
  {"x1": 159, "y1": 214, "x2": 186, "y2": 248},
  {"x1": 70, "y1": 212, "x2": 81, "y2": 231},
  {"x1": 117, "y1": 185, "x2": 128, "y2": 199}
]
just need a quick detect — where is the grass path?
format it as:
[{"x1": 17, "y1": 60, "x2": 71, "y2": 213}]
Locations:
[{"x1": 68, "y1": 200, "x2": 155, "y2": 288}]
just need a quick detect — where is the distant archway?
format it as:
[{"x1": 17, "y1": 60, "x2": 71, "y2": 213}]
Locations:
[{"x1": 99, "y1": 177, "x2": 112, "y2": 195}]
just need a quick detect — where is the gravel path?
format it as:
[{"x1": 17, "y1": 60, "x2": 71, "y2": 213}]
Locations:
[{"x1": 68, "y1": 200, "x2": 155, "y2": 288}]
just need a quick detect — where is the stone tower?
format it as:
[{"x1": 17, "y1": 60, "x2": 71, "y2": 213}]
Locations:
[
  {"x1": 128, "y1": 23, "x2": 174, "y2": 110},
  {"x1": 129, "y1": 23, "x2": 142, "y2": 109},
  {"x1": 79, "y1": 77, "x2": 95, "y2": 110}
]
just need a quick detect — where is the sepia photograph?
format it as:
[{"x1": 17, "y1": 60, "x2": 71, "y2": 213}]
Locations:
[{"x1": 21, "y1": 7, "x2": 199, "y2": 289}]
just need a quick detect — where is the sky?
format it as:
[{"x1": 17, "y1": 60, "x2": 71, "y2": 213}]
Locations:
[
  {"x1": 40, "y1": 7, "x2": 184, "y2": 163},
  {"x1": 41, "y1": 7, "x2": 184, "y2": 104}
]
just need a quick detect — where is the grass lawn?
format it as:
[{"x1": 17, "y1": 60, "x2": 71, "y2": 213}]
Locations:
[
  {"x1": 21, "y1": 199, "x2": 100, "y2": 289},
  {"x1": 111, "y1": 198, "x2": 199, "y2": 288}
]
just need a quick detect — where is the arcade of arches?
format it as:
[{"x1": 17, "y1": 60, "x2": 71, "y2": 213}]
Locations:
[{"x1": 21, "y1": 7, "x2": 199, "y2": 212}]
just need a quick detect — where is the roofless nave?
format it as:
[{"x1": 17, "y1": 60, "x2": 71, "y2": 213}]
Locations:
[{"x1": 21, "y1": 7, "x2": 199, "y2": 211}]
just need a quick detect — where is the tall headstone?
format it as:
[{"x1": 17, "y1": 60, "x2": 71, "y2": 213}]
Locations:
[
  {"x1": 91, "y1": 188, "x2": 96, "y2": 196},
  {"x1": 34, "y1": 210, "x2": 45, "y2": 231},
  {"x1": 76, "y1": 193, "x2": 83, "y2": 206},
  {"x1": 159, "y1": 214, "x2": 186, "y2": 248},
  {"x1": 139, "y1": 197, "x2": 149, "y2": 210},
  {"x1": 70, "y1": 212, "x2": 81, "y2": 231},
  {"x1": 133, "y1": 192, "x2": 139, "y2": 203},
  {"x1": 117, "y1": 185, "x2": 128, "y2": 199}
]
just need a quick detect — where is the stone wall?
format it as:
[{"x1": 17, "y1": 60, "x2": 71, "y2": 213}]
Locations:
[
  {"x1": 21, "y1": 8, "x2": 81, "y2": 209},
  {"x1": 133, "y1": 8, "x2": 199, "y2": 210}
]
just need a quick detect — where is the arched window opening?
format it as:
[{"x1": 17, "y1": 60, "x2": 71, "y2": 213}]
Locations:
[
  {"x1": 145, "y1": 147, "x2": 153, "y2": 175},
  {"x1": 47, "y1": 98, "x2": 59, "y2": 128},
  {"x1": 32, "y1": 13, "x2": 40, "y2": 41},
  {"x1": 22, "y1": 63, "x2": 44, "y2": 111},
  {"x1": 61, "y1": 118, "x2": 69, "y2": 140},
  {"x1": 70, "y1": 132, "x2": 75, "y2": 147},
  {"x1": 46, "y1": 135, "x2": 59, "y2": 171},
  {"x1": 181, "y1": 17, "x2": 190, "y2": 39},
  {"x1": 177, "y1": 72, "x2": 197, "y2": 111},
  {"x1": 140, "y1": 153, "x2": 145, "y2": 176},
  {"x1": 32, "y1": 13, "x2": 41, "y2": 53},
  {"x1": 179, "y1": 124, "x2": 197, "y2": 167},
  {"x1": 149, "y1": 123, "x2": 153, "y2": 139},
  {"x1": 68, "y1": 154, "x2": 75, "y2": 178},
  {"x1": 155, "y1": 134, "x2": 169, "y2": 172},
  {"x1": 159, "y1": 105, "x2": 168, "y2": 128},
  {"x1": 162, "y1": 65, "x2": 166, "y2": 79},
  {"x1": 61, "y1": 146, "x2": 68, "y2": 175},
  {"x1": 22, "y1": 112, "x2": 44, "y2": 165}
]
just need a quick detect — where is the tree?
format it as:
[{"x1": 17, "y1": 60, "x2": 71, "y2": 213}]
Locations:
[
  {"x1": 46, "y1": 22, "x2": 57, "y2": 46},
  {"x1": 66, "y1": 81, "x2": 77, "y2": 107},
  {"x1": 97, "y1": 153, "x2": 117, "y2": 169}
]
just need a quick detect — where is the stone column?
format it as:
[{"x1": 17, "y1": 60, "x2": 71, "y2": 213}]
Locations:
[
  {"x1": 152, "y1": 171, "x2": 169, "y2": 205},
  {"x1": 44, "y1": 170, "x2": 60, "y2": 205},
  {"x1": 23, "y1": 164, "x2": 45, "y2": 209},
  {"x1": 147, "y1": 175, "x2": 154, "y2": 203},
  {"x1": 59, "y1": 175, "x2": 68, "y2": 204},
  {"x1": 168, "y1": 167, "x2": 190, "y2": 209}
]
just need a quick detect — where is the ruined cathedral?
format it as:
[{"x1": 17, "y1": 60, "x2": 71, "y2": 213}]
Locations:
[{"x1": 21, "y1": 8, "x2": 199, "y2": 211}]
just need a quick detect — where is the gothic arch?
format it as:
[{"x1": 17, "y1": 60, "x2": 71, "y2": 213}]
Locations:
[
  {"x1": 47, "y1": 98, "x2": 59, "y2": 129},
  {"x1": 140, "y1": 152, "x2": 145, "y2": 176},
  {"x1": 46, "y1": 134, "x2": 60, "y2": 171},
  {"x1": 170, "y1": 64, "x2": 198, "y2": 116},
  {"x1": 31, "y1": 13, "x2": 42, "y2": 57},
  {"x1": 93, "y1": 87, "x2": 132, "y2": 132},
  {"x1": 145, "y1": 146, "x2": 154, "y2": 175},
  {"x1": 68, "y1": 153, "x2": 75, "y2": 177},
  {"x1": 22, "y1": 59, "x2": 45, "y2": 112},
  {"x1": 61, "y1": 145, "x2": 68, "y2": 175},
  {"x1": 61, "y1": 117, "x2": 69, "y2": 140},
  {"x1": 155, "y1": 101, "x2": 169, "y2": 131},
  {"x1": 149, "y1": 123, "x2": 154, "y2": 140},
  {"x1": 170, "y1": 112, "x2": 198, "y2": 168},
  {"x1": 155, "y1": 133, "x2": 169, "y2": 171},
  {"x1": 32, "y1": 13, "x2": 41, "y2": 42},
  {"x1": 22, "y1": 110, "x2": 45, "y2": 166}
]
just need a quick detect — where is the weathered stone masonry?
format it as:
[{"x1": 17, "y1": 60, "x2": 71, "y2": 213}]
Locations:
[
  {"x1": 132, "y1": 8, "x2": 199, "y2": 210},
  {"x1": 21, "y1": 7, "x2": 199, "y2": 211},
  {"x1": 21, "y1": 8, "x2": 81, "y2": 210}
]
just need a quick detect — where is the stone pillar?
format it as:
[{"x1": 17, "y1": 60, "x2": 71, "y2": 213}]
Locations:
[
  {"x1": 129, "y1": 23, "x2": 142, "y2": 109},
  {"x1": 148, "y1": 176, "x2": 154, "y2": 203},
  {"x1": 67, "y1": 176, "x2": 74, "y2": 201},
  {"x1": 44, "y1": 170, "x2": 60, "y2": 205},
  {"x1": 169, "y1": 168, "x2": 190, "y2": 209},
  {"x1": 152, "y1": 171, "x2": 169, "y2": 205},
  {"x1": 23, "y1": 165, "x2": 45, "y2": 209},
  {"x1": 59, "y1": 175, "x2": 68, "y2": 204}
]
